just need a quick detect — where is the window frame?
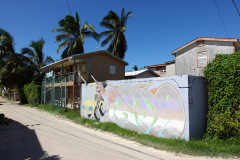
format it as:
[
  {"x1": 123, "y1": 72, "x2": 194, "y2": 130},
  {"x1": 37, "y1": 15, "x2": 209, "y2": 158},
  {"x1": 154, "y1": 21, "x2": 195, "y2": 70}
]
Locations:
[
  {"x1": 160, "y1": 67, "x2": 166, "y2": 73},
  {"x1": 197, "y1": 50, "x2": 208, "y2": 68},
  {"x1": 82, "y1": 63, "x2": 86, "y2": 74},
  {"x1": 109, "y1": 64, "x2": 116, "y2": 75}
]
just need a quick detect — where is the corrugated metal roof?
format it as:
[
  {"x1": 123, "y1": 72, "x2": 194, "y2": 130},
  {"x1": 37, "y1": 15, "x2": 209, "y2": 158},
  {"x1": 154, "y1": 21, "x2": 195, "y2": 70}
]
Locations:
[{"x1": 125, "y1": 69, "x2": 148, "y2": 76}]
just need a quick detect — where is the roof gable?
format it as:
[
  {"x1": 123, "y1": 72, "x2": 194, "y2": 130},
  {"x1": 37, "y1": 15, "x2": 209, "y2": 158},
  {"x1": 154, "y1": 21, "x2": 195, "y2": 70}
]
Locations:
[
  {"x1": 42, "y1": 50, "x2": 128, "y2": 70},
  {"x1": 171, "y1": 37, "x2": 239, "y2": 55}
]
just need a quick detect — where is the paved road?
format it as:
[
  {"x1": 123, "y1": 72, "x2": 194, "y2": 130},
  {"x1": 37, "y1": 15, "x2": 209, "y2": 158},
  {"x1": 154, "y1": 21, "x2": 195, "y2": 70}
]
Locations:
[{"x1": 0, "y1": 98, "x2": 226, "y2": 160}]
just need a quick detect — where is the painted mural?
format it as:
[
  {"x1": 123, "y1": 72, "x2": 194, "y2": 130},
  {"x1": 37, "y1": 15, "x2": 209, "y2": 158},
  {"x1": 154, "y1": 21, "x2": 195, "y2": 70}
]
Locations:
[
  {"x1": 82, "y1": 82, "x2": 108, "y2": 121},
  {"x1": 81, "y1": 81, "x2": 186, "y2": 139}
]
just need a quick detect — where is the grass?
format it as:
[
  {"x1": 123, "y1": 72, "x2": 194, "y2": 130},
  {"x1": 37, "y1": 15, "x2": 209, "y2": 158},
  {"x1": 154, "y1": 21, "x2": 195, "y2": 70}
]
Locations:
[{"x1": 27, "y1": 103, "x2": 240, "y2": 158}]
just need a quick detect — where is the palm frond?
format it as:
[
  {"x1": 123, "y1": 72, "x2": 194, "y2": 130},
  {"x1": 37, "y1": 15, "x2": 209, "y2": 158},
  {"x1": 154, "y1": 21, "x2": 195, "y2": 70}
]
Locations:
[
  {"x1": 122, "y1": 11, "x2": 133, "y2": 26},
  {"x1": 101, "y1": 32, "x2": 115, "y2": 47},
  {"x1": 106, "y1": 36, "x2": 117, "y2": 54},
  {"x1": 44, "y1": 56, "x2": 54, "y2": 66},
  {"x1": 57, "y1": 38, "x2": 72, "y2": 53},
  {"x1": 99, "y1": 22, "x2": 115, "y2": 30},
  {"x1": 99, "y1": 30, "x2": 113, "y2": 37},
  {"x1": 20, "y1": 47, "x2": 35, "y2": 59},
  {"x1": 55, "y1": 34, "x2": 71, "y2": 43},
  {"x1": 52, "y1": 28, "x2": 65, "y2": 33}
]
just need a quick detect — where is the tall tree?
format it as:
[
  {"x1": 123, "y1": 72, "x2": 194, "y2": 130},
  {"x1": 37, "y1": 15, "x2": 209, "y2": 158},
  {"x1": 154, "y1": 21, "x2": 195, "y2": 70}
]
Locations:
[
  {"x1": 21, "y1": 38, "x2": 54, "y2": 84},
  {"x1": 100, "y1": 8, "x2": 133, "y2": 59},
  {"x1": 52, "y1": 12, "x2": 99, "y2": 59},
  {"x1": 132, "y1": 65, "x2": 139, "y2": 71},
  {"x1": 0, "y1": 28, "x2": 35, "y2": 103},
  {"x1": 0, "y1": 28, "x2": 15, "y2": 60}
]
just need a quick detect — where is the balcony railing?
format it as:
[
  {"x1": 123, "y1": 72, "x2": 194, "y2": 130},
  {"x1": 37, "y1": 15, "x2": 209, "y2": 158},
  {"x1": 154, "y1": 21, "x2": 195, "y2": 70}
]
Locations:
[{"x1": 45, "y1": 72, "x2": 81, "y2": 84}]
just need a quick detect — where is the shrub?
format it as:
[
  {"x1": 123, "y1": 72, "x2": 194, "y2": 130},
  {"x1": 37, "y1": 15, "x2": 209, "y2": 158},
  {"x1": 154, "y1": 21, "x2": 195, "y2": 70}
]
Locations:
[
  {"x1": 19, "y1": 87, "x2": 28, "y2": 104},
  {"x1": 24, "y1": 82, "x2": 41, "y2": 104},
  {"x1": 204, "y1": 51, "x2": 240, "y2": 139}
]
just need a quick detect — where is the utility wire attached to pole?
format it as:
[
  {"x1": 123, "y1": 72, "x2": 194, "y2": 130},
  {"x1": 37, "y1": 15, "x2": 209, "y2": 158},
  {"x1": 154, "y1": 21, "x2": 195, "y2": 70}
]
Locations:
[
  {"x1": 232, "y1": 0, "x2": 240, "y2": 17},
  {"x1": 65, "y1": 0, "x2": 72, "y2": 16},
  {"x1": 214, "y1": 0, "x2": 229, "y2": 38}
]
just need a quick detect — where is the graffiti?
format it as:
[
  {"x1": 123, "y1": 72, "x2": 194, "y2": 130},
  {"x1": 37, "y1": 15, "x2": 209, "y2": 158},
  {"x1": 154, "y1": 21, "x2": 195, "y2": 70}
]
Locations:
[
  {"x1": 82, "y1": 82, "x2": 107, "y2": 120},
  {"x1": 105, "y1": 82, "x2": 185, "y2": 139},
  {"x1": 82, "y1": 81, "x2": 186, "y2": 139}
]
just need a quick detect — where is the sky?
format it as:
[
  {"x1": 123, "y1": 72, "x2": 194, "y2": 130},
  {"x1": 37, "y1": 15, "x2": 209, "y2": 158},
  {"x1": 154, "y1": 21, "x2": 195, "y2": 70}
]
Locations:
[{"x1": 1, "y1": 0, "x2": 240, "y2": 71}]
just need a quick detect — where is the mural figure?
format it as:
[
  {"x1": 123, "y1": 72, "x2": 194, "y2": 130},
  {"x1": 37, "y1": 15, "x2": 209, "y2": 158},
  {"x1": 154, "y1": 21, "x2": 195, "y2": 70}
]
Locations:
[
  {"x1": 82, "y1": 82, "x2": 107, "y2": 120},
  {"x1": 94, "y1": 82, "x2": 107, "y2": 120}
]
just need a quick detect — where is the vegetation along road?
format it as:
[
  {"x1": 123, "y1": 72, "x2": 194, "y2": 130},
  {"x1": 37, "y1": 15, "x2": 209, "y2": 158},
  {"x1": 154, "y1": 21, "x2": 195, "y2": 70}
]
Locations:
[{"x1": 0, "y1": 98, "x2": 237, "y2": 160}]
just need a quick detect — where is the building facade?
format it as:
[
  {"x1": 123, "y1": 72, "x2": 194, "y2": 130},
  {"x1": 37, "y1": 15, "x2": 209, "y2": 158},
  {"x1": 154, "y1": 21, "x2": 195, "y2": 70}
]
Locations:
[
  {"x1": 171, "y1": 37, "x2": 240, "y2": 76},
  {"x1": 41, "y1": 50, "x2": 128, "y2": 108}
]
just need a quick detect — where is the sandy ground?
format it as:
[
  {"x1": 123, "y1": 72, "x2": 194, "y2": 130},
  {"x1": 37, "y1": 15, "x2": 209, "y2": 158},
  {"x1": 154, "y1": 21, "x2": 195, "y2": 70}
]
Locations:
[{"x1": 0, "y1": 98, "x2": 238, "y2": 160}]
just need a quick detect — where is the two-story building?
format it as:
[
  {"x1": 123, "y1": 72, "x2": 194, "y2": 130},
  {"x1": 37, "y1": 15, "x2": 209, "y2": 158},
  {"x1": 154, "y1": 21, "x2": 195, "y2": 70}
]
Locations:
[
  {"x1": 145, "y1": 60, "x2": 176, "y2": 77},
  {"x1": 171, "y1": 37, "x2": 240, "y2": 76},
  {"x1": 41, "y1": 50, "x2": 128, "y2": 108}
]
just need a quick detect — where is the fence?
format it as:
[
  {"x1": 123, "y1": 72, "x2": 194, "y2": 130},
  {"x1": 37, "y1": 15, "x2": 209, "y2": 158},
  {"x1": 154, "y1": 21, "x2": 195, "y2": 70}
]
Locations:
[
  {"x1": 81, "y1": 75, "x2": 208, "y2": 140},
  {"x1": 41, "y1": 72, "x2": 82, "y2": 109},
  {"x1": 41, "y1": 75, "x2": 66, "y2": 108}
]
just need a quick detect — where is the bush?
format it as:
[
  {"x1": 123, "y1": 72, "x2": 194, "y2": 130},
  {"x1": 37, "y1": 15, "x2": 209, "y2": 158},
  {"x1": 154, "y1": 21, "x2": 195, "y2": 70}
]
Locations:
[
  {"x1": 19, "y1": 87, "x2": 28, "y2": 104},
  {"x1": 24, "y1": 82, "x2": 41, "y2": 104},
  {"x1": 204, "y1": 51, "x2": 240, "y2": 139}
]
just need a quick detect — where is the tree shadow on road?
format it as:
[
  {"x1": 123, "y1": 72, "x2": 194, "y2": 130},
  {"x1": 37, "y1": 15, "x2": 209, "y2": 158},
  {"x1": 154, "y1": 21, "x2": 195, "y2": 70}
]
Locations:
[{"x1": 0, "y1": 120, "x2": 61, "y2": 160}]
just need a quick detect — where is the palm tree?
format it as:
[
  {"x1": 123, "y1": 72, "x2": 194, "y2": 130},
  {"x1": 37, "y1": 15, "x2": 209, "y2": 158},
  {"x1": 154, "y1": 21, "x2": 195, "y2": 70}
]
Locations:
[
  {"x1": 0, "y1": 28, "x2": 15, "y2": 60},
  {"x1": 132, "y1": 65, "x2": 138, "y2": 71},
  {"x1": 0, "y1": 28, "x2": 35, "y2": 103},
  {"x1": 21, "y1": 38, "x2": 54, "y2": 84},
  {"x1": 99, "y1": 8, "x2": 133, "y2": 59},
  {"x1": 52, "y1": 12, "x2": 99, "y2": 59}
]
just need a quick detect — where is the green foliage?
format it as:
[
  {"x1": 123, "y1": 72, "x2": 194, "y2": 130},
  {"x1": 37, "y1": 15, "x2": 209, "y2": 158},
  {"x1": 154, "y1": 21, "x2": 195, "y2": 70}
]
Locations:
[
  {"x1": 2, "y1": 90, "x2": 7, "y2": 97},
  {"x1": 204, "y1": 51, "x2": 240, "y2": 140},
  {"x1": 24, "y1": 82, "x2": 41, "y2": 104},
  {"x1": 21, "y1": 38, "x2": 54, "y2": 85},
  {"x1": 99, "y1": 8, "x2": 133, "y2": 59},
  {"x1": 52, "y1": 12, "x2": 99, "y2": 59},
  {"x1": 19, "y1": 87, "x2": 27, "y2": 104}
]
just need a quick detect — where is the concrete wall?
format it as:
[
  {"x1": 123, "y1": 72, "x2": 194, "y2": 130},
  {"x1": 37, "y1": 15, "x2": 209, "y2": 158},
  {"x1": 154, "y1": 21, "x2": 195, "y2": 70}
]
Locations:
[
  {"x1": 176, "y1": 41, "x2": 235, "y2": 76},
  {"x1": 166, "y1": 63, "x2": 175, "y2": 76},
  {"x1": 81, "y1": 75, "x2": 207, "y2": 140}
]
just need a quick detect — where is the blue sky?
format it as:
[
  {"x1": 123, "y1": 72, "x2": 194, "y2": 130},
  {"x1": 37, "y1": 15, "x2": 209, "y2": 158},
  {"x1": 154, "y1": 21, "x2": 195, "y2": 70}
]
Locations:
[{"x1": 1, "y1": 0, "x2": 240, "y2": 71}]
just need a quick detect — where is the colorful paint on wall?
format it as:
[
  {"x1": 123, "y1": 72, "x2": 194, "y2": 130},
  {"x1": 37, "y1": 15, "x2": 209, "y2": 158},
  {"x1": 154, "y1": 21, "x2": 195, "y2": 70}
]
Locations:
[
  {"x1": 81, "y1": 80, "x2": 186, "y2": 139},
  {"x1": 82, "y1": 82, "x2": 108, "y2": 121}
]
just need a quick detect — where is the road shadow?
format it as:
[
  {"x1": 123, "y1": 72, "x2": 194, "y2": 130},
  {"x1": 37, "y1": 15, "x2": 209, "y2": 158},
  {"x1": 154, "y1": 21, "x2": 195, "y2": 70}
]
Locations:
[{"x1": 0, "y1": 120, "x2": 60, "y2": 160}]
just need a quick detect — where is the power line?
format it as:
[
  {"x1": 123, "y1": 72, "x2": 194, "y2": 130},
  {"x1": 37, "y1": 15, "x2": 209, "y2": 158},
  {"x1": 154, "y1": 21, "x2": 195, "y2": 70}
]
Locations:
[
  {"x1": 214, "y1": 0, "x2": 229, "y2": 37},
  {"x1": 65, "y1": 0, "x2": 72, "y2": 16},
  {"x1": 232, "y1": 0, "x2": 240, "y2": 17}
]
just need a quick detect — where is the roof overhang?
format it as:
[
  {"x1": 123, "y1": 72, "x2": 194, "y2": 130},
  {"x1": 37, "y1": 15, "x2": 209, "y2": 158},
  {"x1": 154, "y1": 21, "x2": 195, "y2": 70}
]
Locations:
[
  {"x1": 42, "y1": 50, "x2": 128, "y2": 71},
  {"x1": 145, "y1": 63, "x2": 166, "y2": 68},
  {"x1": 171, "y1": 37, "x2": 239, "y2": 55}
]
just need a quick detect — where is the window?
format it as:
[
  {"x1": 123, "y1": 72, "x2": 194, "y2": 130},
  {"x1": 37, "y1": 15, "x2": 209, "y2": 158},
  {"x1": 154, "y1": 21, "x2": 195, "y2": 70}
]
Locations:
[
  {"x1": 160, "y1": 68, "x2": 166, "y2": 73},
  {"x1": 197, "y1": 41, "x2": 205, "y2": 47},
  {"x1": 82, "y1": 64, "x2": 86, "y2": 74},
  {"x1": 109, "y1": 65, "x2": 116, "y2": 74},
  {"x1": 197, "y1": 50, "x2": 208, "y2": 68}
]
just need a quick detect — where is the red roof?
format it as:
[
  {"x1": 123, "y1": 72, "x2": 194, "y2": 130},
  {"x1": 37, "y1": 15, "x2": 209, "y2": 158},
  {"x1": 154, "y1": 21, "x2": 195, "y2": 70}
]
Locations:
[
  {"x1": 171, "y1": 37, "x2": 239, "y2": 55},
  {"x1": 145, "y1": 63, "x2": 166, "y2": 68}
]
